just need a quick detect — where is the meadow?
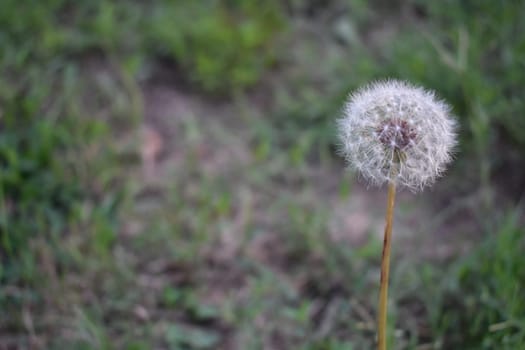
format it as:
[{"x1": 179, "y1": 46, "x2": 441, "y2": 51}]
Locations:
[{"x1": 1, "y1": 1, "x2": 524, "y2": 349}]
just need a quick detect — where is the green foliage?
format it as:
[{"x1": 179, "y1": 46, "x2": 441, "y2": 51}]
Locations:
[
  {"x1": 0, "y1": 112, "x2": 78, "y2": 281},
  {"x1": 434, "y1": 214, "x2": 525, "y2": 349},
  {"x1": 147, "y1": 1, "x2": 284, "y2": 93},
  {"x1": 1, "y1": 0, "x2": 284, "y2": 95},
  {"x1": 0, "y1": 99, "x2": 120, "y2": 288},
  {"x1": 166, "y1": 324, "x2": 220, "y2": 350},
  {"x1": 0, "y1": 0, "x2": 125, "y2": 316}
]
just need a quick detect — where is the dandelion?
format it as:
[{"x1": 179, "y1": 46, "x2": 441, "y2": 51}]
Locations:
[
  {"x1": 338, "y1": 80, "x2": 456, "y2": 191},
  {"x1": 337, "y1": 80, "x2": 457, "y2": 350}
]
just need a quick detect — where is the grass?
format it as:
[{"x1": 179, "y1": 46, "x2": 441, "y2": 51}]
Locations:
[
  {"x1": 433, "y1": 212, "x2": 525, "y2": 349},
  {"x1": 1, "y1": 0, "x2": 525, "y2": 349}
]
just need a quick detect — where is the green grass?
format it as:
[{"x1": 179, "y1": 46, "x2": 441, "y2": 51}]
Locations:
[
  {"x1": 433, "y1": 212, "x2": 525, "y2": 349},
  {"x1": 1, "y1": 0, "x2": 525, "y2": 349}
]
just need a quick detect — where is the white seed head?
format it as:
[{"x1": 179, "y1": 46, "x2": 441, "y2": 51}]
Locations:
[{"x1": 337, "y1": 80, "x2": 457, "y2": 191}]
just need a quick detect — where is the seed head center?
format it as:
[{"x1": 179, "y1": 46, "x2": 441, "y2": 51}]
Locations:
[{"x1": 376, "y1": 119, "x2": 417, "y2": 151}]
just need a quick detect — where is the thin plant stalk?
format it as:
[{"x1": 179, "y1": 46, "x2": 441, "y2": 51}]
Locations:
[{"x1": 378, "y1": 179, "x2": 396, "y2": 350}]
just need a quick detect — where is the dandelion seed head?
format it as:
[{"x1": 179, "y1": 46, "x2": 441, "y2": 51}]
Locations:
[{"x1": 337, "y1": 80, "x2": 457, "y2": 191}]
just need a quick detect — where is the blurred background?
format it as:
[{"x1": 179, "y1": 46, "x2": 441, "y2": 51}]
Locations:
[{"x1": 1, "y1": 0, "x2": 524, "y2": 349}]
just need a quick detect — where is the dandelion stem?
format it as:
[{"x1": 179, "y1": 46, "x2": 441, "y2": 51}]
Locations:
[{"x1": 378, "y1": 179, "x2": 396, "y2": 350}]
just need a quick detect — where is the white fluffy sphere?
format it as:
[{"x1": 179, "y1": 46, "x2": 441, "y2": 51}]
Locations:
[{"x1": 338, "y1": 80, "x2": 457, "y2": 191}]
